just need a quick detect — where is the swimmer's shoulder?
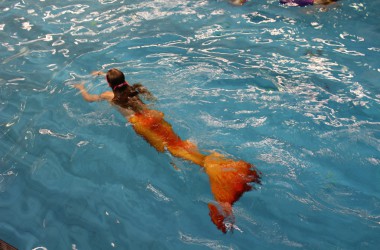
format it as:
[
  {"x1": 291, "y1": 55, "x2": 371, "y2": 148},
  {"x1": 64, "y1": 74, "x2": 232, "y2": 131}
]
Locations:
[{"x1": 100, "y1": 91, "x2": 114, "y2": 101}]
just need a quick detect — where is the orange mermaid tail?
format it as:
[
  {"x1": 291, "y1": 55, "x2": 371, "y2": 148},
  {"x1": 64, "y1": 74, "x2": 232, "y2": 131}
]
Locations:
[
  {"x1": 129, "y1": 110, "x2": 206, "y2": 165},
  {"x1": 129, "y1": 110, "x2": 261, "y2": 233},
  {"x1": 204, "y1": 152, "x2": 261, "y2": 233}
]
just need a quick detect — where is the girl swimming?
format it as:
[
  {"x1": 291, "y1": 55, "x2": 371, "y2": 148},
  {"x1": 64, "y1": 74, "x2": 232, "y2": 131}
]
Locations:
[{"x1": 74, "y1": 69, "x2": 261, "y2": 233}]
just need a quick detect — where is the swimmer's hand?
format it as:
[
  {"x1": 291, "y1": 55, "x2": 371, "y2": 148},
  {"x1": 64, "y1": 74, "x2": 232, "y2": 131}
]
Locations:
[
  {"x1": 73, "y1": 83, "x2": 85, "y2": 91},
  {"x1": 73, "y1": 82, "x2": 113, "y2": 102},
  {"x1": 91, "y1": 71, "x2": 105, "y2": 76}
]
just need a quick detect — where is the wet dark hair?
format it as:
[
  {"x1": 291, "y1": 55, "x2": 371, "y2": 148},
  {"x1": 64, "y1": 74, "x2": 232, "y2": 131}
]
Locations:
[
  {"x1": 106, "y1": 68, "x2": 143, "y2": 111},
  {"x1": 106, "y1": 68, "x2": 125, "y2": 89}
]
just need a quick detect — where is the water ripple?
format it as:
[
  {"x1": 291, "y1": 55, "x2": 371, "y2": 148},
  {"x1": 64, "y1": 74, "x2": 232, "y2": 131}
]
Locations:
[
  {"x1": 38, "y1": 129, "x2": 75, "y2": 140},
  {"x1": 1, "y1": 0, "x2": 379, "y2": 249}
]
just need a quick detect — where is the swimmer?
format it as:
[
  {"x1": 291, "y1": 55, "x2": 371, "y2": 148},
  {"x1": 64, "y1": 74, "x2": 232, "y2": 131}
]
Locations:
[
  {"x1": 229, "y1": 0, "x2": 247, "y2": 6},
  {"x1": 280, "y1": 0, "x2": 339, "y2": 6},
  {"x1": 74, "y1": 69, "x2": 154, "y2": 118},
  {"x1": 74, "y1": 68, "x2": 261, "y2": 233}
]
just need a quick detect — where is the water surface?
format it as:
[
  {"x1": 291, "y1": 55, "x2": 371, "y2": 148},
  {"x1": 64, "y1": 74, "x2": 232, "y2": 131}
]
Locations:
[{"x1": 0, "y1": 0, "x2": 379, "y2": 249}]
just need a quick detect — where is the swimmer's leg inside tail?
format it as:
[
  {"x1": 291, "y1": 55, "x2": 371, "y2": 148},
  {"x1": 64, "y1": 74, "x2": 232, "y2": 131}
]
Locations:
[
  {"x1": 130, "y1": 120, "x2": 166, "y2": 152},
  {"x1": 167, "y1": 140, "x2": 206, "y2": 166},
  {"x1": 129, "y1": 110, "x2": 206, "y2": 166},
  {"x1": 129, "y1": 111, "x2": 168, "y2": 152}
]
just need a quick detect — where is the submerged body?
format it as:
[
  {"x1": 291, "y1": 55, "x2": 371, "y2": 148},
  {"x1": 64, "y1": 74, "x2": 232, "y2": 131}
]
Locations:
[{"x1": 75, "y1": 69, "x2": 261, "y2": 233}]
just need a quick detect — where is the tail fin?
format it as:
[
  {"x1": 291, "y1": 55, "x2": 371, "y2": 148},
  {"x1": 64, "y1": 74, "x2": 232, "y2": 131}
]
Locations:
[
  {"x1": 208, "y1": 202, "x2": 234, "y2": 234},
  {"x1": 204, "y1": 153, "x2": 261, "y2": 204},
  {"x1": 204, "y1": 153, "x2": 261, "y2": 233}
]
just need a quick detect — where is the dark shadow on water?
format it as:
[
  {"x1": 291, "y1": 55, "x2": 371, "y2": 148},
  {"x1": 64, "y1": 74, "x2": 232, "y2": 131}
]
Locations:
[{"x1": 206, "y1": 77, "x2": 279, "y2": 91}]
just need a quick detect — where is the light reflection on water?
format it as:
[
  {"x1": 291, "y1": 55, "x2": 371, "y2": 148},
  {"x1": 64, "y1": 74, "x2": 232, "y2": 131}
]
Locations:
[{"x1": 0, "y1": 0, "x2": 379, "y2": 249}]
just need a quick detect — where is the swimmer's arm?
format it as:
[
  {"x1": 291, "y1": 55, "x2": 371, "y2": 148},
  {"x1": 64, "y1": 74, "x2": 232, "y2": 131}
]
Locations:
[
  {"x1": 91, "y1": 71, "x2": 106, "y2": 76},
  {"x1": 74, "y1": 83, "x2": 114, "y2": 102}
]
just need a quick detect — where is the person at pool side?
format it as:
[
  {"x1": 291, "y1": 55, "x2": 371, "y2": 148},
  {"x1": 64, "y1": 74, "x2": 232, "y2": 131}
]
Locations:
[
  {"x1": 280, "y1": 0, "x2": 339, "y2": 6},
  {"x1": 229, "y1": 0, "x2": 247, "y2": 5},
  {"x1": 74, "y1": 68, "x2": 261, "y2": 233}
]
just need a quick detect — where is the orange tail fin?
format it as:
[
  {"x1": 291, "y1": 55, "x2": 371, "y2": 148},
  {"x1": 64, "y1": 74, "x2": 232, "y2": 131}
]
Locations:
[
  {"x1": 208, "y1": 202, "x2": 234, "y2": 234},
  {"x1": 204, "y1": 153, "x2": 261, "y2": 232}
]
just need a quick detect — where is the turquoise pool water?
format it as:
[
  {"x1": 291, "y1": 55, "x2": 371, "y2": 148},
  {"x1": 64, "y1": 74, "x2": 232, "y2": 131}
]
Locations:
[{"x1": 1, "y1": 0, "x2": 379, "y2": 249}]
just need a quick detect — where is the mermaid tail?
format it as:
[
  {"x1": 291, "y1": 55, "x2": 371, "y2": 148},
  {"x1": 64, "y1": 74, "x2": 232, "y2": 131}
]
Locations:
[
  {"x1": 129, "y1": 110, "x2": 206, "y2": 165},
  {"x1": 204, "y1": 152, "x2": 261, "y2": 233},
  {"x1": 129, "y1": 110, "x2": 261, "y2": 233},
  {"x1": 166, "y1": 140, "x2": 205, "y2": 166},
  {"x1": 204, "y1": 153, "x2": 261, "y2": 204},
  {"x1": 129, "y1": 110, "x2": 172, "y2": 152}
]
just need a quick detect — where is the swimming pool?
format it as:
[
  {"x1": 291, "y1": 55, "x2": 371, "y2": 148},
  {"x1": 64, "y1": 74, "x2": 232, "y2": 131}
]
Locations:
[{"x1": 1, "y1": 0, "x2": 379, "y2": 249}]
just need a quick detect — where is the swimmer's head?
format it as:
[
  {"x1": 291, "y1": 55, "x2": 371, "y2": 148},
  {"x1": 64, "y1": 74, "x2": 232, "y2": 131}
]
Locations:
[{"x1": 106, "y1": 68, "x2": 125, "y2": 89}]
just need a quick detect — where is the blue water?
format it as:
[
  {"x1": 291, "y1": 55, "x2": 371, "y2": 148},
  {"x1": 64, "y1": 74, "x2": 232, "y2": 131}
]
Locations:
[{"x1": 1, "y1": 0, "x2": 379, "y2": 249}]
